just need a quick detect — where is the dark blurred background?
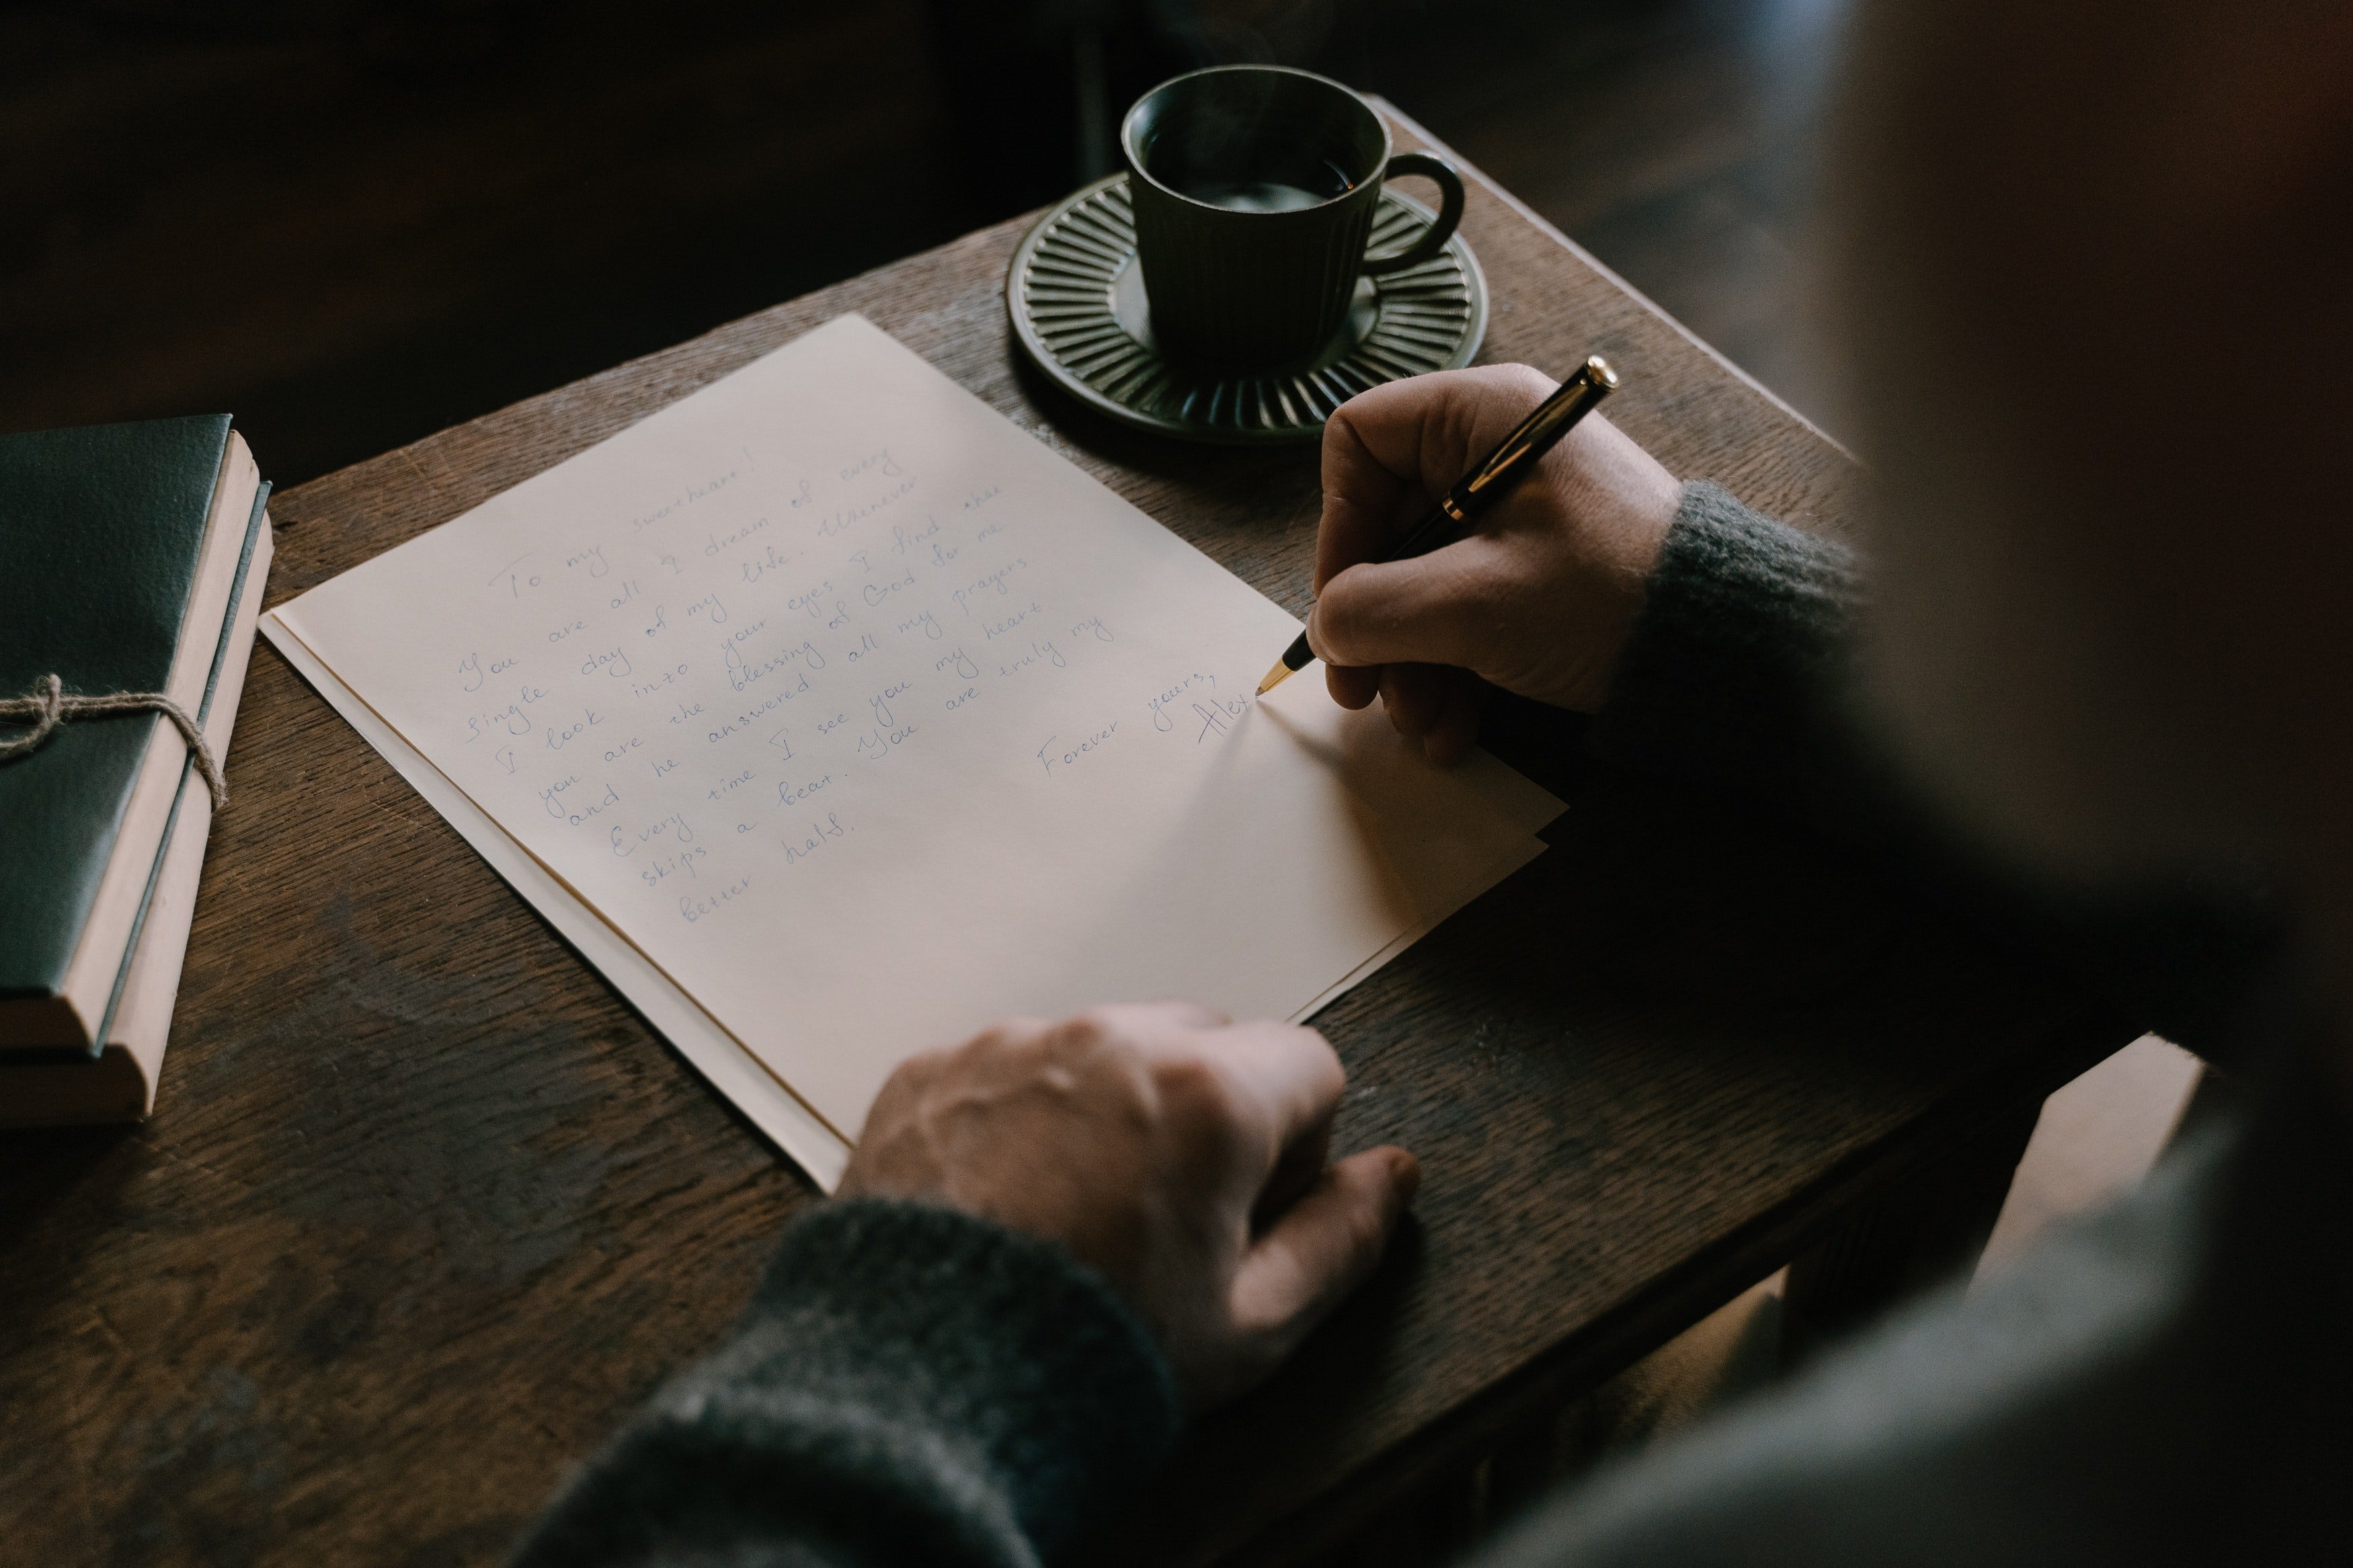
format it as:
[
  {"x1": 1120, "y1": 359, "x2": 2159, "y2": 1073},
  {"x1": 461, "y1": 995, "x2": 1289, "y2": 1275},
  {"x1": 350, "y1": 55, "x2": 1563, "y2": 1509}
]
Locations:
[{"x1": 3, "y1": 0, "x2": 1847, "y2": 485}]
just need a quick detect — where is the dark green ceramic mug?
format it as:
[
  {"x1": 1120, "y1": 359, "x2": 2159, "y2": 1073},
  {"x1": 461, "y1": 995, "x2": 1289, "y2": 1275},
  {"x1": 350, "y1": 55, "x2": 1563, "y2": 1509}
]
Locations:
[{"x1": 1121, "y1": 65, "x2": 1466, "y2": 373}]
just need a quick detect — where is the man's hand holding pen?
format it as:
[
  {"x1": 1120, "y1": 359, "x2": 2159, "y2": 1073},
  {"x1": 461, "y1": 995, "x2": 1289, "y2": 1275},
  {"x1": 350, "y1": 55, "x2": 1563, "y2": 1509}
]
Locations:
[{"x1": 1307, "y1": 363, "x2": 1683, "y2": 762}]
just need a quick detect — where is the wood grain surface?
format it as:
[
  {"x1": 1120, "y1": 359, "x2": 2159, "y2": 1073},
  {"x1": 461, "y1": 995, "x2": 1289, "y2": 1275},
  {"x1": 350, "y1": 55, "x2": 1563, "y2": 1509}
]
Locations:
[{"x1": 0, "y1": 110, "x2": 2126, "y2": 1567}]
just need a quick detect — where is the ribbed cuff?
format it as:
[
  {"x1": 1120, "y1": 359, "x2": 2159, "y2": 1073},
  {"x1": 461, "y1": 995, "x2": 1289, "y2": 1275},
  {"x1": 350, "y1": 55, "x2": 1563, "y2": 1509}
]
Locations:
[
  {"x1": 515, "y1": 1200, "x2": 1181, "y2": 1568},
  {"x1": 1592, "y1": 480, "x2": 1862, "y2": 809}
]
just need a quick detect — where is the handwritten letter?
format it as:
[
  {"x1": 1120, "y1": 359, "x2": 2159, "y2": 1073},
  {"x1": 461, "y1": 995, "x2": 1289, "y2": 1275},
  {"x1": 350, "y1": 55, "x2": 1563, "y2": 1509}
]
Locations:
[{"x1": 268, "y1": 316, "x2": 1558, "y2": 1173}]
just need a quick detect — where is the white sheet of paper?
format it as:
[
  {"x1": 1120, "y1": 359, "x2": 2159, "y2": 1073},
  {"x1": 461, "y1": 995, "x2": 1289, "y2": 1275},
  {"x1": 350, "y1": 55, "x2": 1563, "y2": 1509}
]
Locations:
[{"x1": 268, "y1": 315, "x2": 1560, "y2": 1186}]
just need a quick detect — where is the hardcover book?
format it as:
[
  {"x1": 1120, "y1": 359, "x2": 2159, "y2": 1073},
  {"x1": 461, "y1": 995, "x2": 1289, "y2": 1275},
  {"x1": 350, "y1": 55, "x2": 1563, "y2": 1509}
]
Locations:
[{"x1": 0, "y1": 415, "x2": 274, "y2": 1122}]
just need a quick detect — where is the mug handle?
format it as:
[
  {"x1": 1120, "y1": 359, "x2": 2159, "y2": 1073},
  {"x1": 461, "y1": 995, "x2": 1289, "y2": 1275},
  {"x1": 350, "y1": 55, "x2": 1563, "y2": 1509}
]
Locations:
[{"x1": 1361, "y1": 151, "x2": 1466, "y2": 276}]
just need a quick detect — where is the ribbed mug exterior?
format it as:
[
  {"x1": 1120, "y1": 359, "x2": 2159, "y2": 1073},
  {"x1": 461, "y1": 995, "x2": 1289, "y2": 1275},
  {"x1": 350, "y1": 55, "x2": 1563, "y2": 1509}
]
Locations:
[{"x1": 1126, "y1": 173, "x2": 1382, "y2": 372}]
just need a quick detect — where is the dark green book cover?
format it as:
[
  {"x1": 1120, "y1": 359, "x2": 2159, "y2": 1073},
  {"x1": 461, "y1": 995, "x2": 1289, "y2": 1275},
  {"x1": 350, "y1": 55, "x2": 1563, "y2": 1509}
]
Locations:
[{"x1": 0, "y1": 415, "x2": 233, "y2": 1020}]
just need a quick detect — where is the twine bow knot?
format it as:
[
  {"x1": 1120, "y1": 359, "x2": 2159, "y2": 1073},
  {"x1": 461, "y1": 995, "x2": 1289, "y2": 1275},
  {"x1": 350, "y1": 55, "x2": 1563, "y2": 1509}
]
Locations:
[{"x1": 0, "y1": 674, "x2": 226, "y2": 809}]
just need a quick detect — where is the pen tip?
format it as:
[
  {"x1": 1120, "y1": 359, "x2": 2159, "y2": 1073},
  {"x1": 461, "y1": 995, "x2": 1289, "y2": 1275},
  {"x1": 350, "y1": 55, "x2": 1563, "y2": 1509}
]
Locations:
[{"x1": 1256, "y1": 659, "x2": 1294, "y2": 696}]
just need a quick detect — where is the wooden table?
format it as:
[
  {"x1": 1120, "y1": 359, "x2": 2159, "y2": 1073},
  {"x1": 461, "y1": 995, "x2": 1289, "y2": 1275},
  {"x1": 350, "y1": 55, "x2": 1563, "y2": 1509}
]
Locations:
[{"x1": 0, "y1": 110, "x2": 2128, "y2": 1567}]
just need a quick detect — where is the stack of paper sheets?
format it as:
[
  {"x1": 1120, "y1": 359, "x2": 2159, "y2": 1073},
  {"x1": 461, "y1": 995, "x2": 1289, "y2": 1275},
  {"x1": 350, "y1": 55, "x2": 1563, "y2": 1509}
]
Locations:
[{"x1": 264, "y1": 315, "x2": 1559, "y2": 1188}]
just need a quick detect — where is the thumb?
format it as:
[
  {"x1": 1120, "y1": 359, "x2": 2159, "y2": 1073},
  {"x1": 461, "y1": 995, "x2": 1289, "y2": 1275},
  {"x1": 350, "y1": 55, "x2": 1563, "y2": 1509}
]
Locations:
[
  {"x1": 1307, "y1": 538, "x2": 1501, "y2": 673},
  {"x1": 1228, "y1": 1146, "x2": 1420, "y2": 1364}
]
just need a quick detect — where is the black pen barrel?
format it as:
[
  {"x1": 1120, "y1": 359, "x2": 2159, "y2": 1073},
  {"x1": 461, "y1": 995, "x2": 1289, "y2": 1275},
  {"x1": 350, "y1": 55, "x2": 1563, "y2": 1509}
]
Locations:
[{"x1": 1380, "y1": 356, "x2": 1617, "y2": 566}]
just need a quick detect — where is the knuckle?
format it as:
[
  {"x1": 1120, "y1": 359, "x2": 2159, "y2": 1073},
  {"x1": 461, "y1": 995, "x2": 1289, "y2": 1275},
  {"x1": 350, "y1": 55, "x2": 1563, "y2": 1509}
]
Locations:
[
  {"x1": 970, "y1": 1014, "x2": 1038, "y2": 1046},
  {"x1": 1050, "y1": 1007, "x2": 1154, "y2": 1082},
  {"x1": 1324, "y1": 397, "x2": 1373, "y2": 450},
  {"x1": 951, "y1": 1021, "x2": 1023, "y2": 1066},
  {"x1": 1338, "y1": 372, "x2": 1424, "y2": 423},
  {"x1": 890, "y1": 1044, "x2": 951, "y2": 1085},
  {"x1": 1074, "y1": 1005, "x2": 1169, "y2": 1058},
  {"x1": 949, "y1": 1016, "x2": 1068, "y2": 1083},
  {"x1": 1058, "y1": 1007, "x2": 1119, "y2": 1051},
  {"x1": 1149, "y1": 1053, "x2": 1240, "y2": 1131}
]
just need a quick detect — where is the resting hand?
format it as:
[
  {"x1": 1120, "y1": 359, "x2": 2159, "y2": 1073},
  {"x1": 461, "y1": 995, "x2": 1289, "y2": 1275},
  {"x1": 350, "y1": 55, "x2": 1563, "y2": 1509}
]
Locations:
[
  {"x1": 838, "y1": 1002, "x2": 1420, "y2": 1409},
  {"x1": 1308, "y1": 364, "x2": 1683, "y2": 761}
]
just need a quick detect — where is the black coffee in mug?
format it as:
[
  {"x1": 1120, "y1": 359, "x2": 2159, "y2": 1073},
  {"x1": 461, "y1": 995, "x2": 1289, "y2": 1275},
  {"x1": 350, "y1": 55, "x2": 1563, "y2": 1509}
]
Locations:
[
  {"x1": 1187, "y1": 173, "x2": 1354, "y2": 213},
  {"x1": 1122, "y1": 67, "x2": 1465, "y2": 372}
]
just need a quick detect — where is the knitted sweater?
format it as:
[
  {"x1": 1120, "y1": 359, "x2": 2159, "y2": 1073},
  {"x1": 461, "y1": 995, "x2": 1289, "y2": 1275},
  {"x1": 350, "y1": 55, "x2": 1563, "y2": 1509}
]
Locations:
[{"x1": 513, "y1": 484, "x2": 2350, "y2": 1567}]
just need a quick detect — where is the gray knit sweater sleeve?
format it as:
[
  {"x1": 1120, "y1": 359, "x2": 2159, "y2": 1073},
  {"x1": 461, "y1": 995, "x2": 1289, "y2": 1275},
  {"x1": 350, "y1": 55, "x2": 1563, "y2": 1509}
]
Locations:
[
  {"x1": 511, "y1": 1200, "x2": 1181, "y2": 1568},
  {"x1": 1591, "y1": 480, "x2": 1872, "y2": 823}
]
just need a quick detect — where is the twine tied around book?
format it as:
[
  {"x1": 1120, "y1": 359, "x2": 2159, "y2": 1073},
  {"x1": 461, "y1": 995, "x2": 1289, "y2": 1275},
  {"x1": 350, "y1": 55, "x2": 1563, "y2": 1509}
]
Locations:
[{"x1": 0, "y1": 674, "x2": 226, "y2": 809}]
